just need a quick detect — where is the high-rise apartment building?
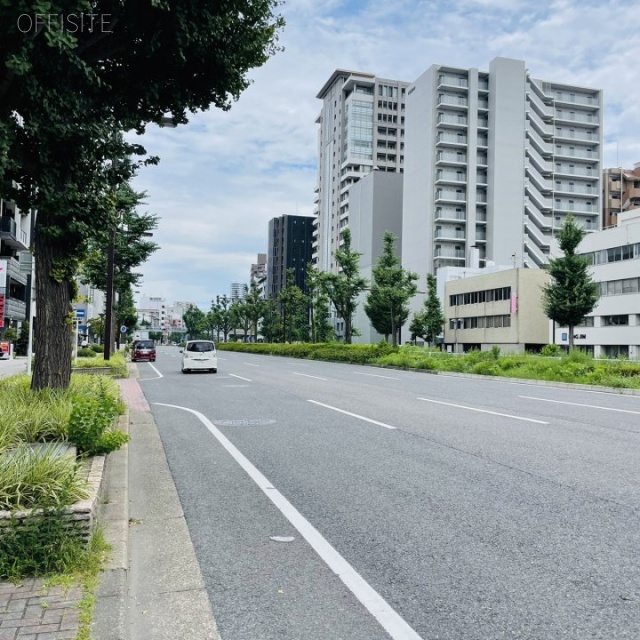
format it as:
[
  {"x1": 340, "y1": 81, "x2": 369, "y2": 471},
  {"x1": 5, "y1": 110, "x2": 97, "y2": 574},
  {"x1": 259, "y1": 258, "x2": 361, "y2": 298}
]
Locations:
[
  {"x1": 402, "y1": 57, "x2": 603, "y2": 288},
  {"x1": 602, "y1": 163, "x2": 640, "y2": 228},
  {"x1": 266, "y1": 214, "x2": 313, "y2": 299},
  {"x1": 313, "y1": 70, "x2": 410, "y2": 272}
]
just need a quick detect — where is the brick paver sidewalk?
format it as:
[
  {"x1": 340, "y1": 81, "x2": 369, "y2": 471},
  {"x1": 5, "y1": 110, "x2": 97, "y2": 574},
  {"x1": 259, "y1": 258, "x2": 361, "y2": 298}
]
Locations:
[
  {"x1": 117, "y1": 374, "x2": 151, "y2": 413},
  {"x1": 0, "y1": 578, "x2": 82, "y2": 639}
]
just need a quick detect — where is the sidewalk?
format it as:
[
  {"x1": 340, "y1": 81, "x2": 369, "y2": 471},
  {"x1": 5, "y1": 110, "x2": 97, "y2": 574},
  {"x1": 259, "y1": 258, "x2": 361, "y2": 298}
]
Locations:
[{"x1": 92, "y1": 367, "x2": 220, "y2": 640}]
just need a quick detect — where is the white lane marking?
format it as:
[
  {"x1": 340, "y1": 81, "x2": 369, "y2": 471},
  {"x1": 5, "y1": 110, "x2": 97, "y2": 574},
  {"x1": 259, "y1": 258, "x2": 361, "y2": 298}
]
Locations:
[
  {"x1": 353, "y1": 372, "x2": 401, "y2": 380},
  {"x1": 154, "y1": 403, "x2": 422, "y2": 640},
  {"x1": 417, "y1": 397, "x2": 549, "y2": 424},
  {"x1": 519, "y1": 396, "x2": 640, "y2": 415},
  {"x1": 218, "y1": 357, "x2": 227, "y2": 361},
  {"x1": 293, "y1": 372, "x2": 327, "y2": 381},
  {"x1": 222, "y1": 385, "x2": 249, "y2": 388},
  {"x1": 243, "y1": 362, "x2": 260, "y2": 367},
  {"x1": 147, "y1": 362, "x2": 163, "y2": 379},
  {"x1": 308, "y1": 400, "x2": 397, "y2": 430},
  {"x1": 229, "y1": 373, "x2": 252, "y2": 382}
]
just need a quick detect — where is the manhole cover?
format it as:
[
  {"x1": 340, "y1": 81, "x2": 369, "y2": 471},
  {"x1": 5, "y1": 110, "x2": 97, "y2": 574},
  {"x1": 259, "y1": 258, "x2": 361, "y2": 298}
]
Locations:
[{"x1": 214, "y1": 419, "x2": 277, "y2": 426}]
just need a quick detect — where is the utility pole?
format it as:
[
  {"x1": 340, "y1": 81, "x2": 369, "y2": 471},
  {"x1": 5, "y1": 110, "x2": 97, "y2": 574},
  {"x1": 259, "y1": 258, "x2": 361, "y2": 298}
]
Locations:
[{"x1": 103, "y1": 227, "x2": 116, "y2": 361}]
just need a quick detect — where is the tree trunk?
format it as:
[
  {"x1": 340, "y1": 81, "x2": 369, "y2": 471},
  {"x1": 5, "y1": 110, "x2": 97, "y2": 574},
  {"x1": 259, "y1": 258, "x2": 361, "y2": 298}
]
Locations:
[
  {"x1": 32, "y1": 231, "x2": 74, "y2": 390},
  {"x1": 568, "y1": 324, "x2": 574, "y2": 350}
]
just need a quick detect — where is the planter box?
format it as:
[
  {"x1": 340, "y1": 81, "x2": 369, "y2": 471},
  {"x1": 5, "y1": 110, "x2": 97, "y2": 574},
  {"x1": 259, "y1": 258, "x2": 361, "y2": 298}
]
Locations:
[{"x1": 0, "y1": 454, "x2": 106, "y2": 544}]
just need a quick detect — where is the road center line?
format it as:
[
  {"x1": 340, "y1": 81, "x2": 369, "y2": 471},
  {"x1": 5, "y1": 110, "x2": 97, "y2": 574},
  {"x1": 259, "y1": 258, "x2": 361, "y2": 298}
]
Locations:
[
  {"x1": 229, "y1": 373, "x2": 252, "y2": 382},
  {"x1": 519, "y1": 396, "x2": 640, "y2": 415},
  {"x1": 243, "y1": 362, "x2": 260, "y2": 367},
  {"x1": 308, "y1": 400, "x2": 397, "y2": 430},
  {"x1": 417, "y1": 397, "x2": 549, "y2": 424},
  {"x1": 353, "y1": 372, "x2": 401, "y2": 380},
  {"x1": 154, "y1": 403, "x2": 422, "y2": 640},
  {"x1": 293, "y1": 372, "x2": 327, "y2": 381}
]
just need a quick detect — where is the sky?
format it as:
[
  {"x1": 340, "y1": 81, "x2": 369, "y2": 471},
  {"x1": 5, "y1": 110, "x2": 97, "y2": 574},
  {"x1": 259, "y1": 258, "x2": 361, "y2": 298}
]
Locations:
[{"x1": 130, "y1": 0, "x2": 640, "y2": 310}]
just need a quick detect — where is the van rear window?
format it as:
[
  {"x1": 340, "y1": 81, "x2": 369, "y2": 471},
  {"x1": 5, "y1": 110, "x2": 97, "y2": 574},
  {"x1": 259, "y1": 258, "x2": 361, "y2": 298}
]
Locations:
[
  {"x1": 135, "y1": 340, "x2": 154, "y2": 349},
  {"x1": 187, "y1": 341, "x2": 215, "y2": 352}
]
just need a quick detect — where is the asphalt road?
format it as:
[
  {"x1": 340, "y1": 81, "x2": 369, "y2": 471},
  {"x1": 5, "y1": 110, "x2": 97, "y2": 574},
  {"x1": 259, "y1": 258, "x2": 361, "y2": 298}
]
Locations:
[{"x1": 138, "y1": 346, "x2": 640, "y2": 640}]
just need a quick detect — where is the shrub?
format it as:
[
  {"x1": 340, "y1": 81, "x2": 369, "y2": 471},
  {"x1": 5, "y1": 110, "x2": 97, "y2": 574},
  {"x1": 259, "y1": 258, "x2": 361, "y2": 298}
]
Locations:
[
  {"x1": 68, "y1": 395, "x2": 128, "y2": 456},
  {"x1": 541, "y1": 344, "x2": 562, "y2": 357},
  {"x1": 77, "y1": 348, "x2": 95, "y2": 358},
  {"x1": 91, "y1": 344, "x2": 104, "y2": 353},
  {"x1": 490, "y1": 345, "x2": 501, "y2": 360}
]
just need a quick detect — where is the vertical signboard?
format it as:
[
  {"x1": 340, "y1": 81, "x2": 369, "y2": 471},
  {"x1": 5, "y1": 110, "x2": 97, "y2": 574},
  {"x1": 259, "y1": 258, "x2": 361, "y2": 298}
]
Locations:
[{"x1": 0, "y1": 259, "x2": 7, "y2": 288}]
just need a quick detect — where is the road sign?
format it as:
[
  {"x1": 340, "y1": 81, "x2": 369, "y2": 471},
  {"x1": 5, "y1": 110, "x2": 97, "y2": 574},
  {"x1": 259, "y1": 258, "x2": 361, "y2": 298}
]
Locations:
[
  {"x1": 561, "y1": 332, "x2": 568, "y2": 341},
  {"x1": 120, "y1": 325, "x2": 127, "y2": 333},
  {"x1": 75, "y1": 308, "x2": 85, "y2": 319}
]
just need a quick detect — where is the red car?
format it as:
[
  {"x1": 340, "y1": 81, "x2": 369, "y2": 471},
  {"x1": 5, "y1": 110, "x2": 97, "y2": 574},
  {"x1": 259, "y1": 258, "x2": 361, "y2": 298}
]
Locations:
[{"x1": 131, "y1": 340, "x2": 156, "y2": 362}]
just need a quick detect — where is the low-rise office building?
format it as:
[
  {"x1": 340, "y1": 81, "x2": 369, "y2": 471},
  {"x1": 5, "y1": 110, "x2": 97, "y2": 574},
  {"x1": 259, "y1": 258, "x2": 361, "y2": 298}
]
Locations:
[
  {"x1": 556, "y1": 210, "x2": 640, "y2": 359},
  {"x1": 443, "y1": 268, "x2": 550, "y2": 353}
]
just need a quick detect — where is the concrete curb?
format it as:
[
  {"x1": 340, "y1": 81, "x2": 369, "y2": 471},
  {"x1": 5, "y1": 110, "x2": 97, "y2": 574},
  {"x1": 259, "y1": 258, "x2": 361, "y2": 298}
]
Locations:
[{"x1": 92, "y1": 410, "x2": 130, "y2": 640}]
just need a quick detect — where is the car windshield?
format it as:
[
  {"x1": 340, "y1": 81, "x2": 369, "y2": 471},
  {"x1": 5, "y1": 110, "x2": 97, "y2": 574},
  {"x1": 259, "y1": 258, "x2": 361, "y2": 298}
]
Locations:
[
  {"x1": 187, "y1": 341, "x2": 215, "y2": 352},
  {"x1": 135, "y1": 341, "x2": 154, "y2": 349}
]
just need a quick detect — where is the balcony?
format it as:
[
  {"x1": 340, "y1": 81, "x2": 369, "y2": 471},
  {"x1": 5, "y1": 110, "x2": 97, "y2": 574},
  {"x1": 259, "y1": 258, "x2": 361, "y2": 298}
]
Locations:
[
  {"x1": 477, "y1": 137, "x2": 488, "y2": 147},
  {"x1": 552, "y1": 92, "x2": 599, "y2": 108},
  {"x1": 478, "y1": 79, "x2": 489, "y2": 92},
  {"x1": 476, "y1": 210, "x2": 487, "y2": 223},
  {"x1": 474, "y1": 230, "x2": 487, "y2": 241},
  {"x1": 476, "y1": 173, "x2": 487, "y2": 185},
  {"x1": 437, "y1": 114, "x2": 468, "y2": 127},
  {"x1": 526, "y1": 108, "x2": 552, "y2": 137},
  {"x1": 435, "y1": 229, "x2": 466, "y2": 241},
  {"x1": 526, "y1": 144, "x2": 552, "y2": 174},
  {"x1": 436, "y1": 152, "x2": 467, "y2": 165},
  {"x1": 554, "y1": 147, "x2": 598, "y2": 160},
  {"x1": 477, "y1": 118, "x2": 488, "y2": 129},
  {"x1": 477, "y1": 100, "x2": 489, "y2": 110},
  {"x1": 4, "y1": 256, "x2": 28, "y2": 286},
  {"x1": 438, "y1": 75, "x2": 468, "y2": 89},
  {"x1": 434, "y1": 248, "x2": 465, "y2": 259},
  {"x1": 555, "y1": 200, "x2": 598, "y2": 214},
  {"x1": 2, "y1": 297, "x2": 26, "y2": 321},
  {"x1": 525, "y1": 198, "x2": 553, "y2": 231},
  {"x1": 476, "y1": 190, "x2": 487, "y2": 204},
  {"x1": 527, "y1": 89, "x2": 552, "y2": 120},
  {"x1": 529, "y1": 134, "x2": 552, "y2": 157},
  {"x1": 476, "y1": 155, "x2": 488, "y2": 166},
  {"x1": 554, "y1": 111, "x2": 598, "y2": 125},
  {"x1": 0, "y1": 217, "x2": 28, "y2": 250},
  {"x1": 435, "y1": 190, "x2": 466, "y2": 203},
  {"x1": 435, "y1": 209, "x2": 466, "y2": 222},
  {"x1": 554, "y1": 184, "x2": 599, "y2": 196},
  {"x1": 525, "y1": 162, "x2": 552, "y2": 193},
  {"x1": 554, "y1": 164, "x2": 598, "y2": 178},
  {"x1": 436, "y1": 170, "x2": 467, "y2": 184},
  {"x1": 554, "y1": 130, "x2": 599, "y2": 144},
  {"x1": 524, "y1": 220, "x2": 551, "y2": 249},
  {"x1": 437, "y1": 95, "x2": 468, "y2": 109},
  {"x1": 528, "y1": 183, "x2": 553, "y2": 211},
  {"x1": 436, "y1": 132, "x2": 467, "y2": 146}
]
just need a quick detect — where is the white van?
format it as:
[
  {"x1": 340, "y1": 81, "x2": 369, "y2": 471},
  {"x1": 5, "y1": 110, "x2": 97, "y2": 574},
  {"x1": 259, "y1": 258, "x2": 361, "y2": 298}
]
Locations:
[{"x1": 181, "y1": 340, "x2": 217, "y2": 374}]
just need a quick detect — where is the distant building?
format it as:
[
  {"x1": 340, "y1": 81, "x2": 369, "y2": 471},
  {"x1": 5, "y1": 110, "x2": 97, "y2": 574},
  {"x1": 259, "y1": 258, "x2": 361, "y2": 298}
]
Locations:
[
  {"x1": 250, "y1": 253, "x2": 267, "y2": 298},
  {"x1": 137, "y1": 295, "x2": 167, "y2": 331},
  {"x1": 313, "y1": 70, "x2": 410, "y2": 273},
  {"x1": 348, "y1": 171, "x2": 404, "y2": 343},
  {"x1": 602, "y1": 163, "x2": 640, "y2": 228},
  {"x1": 230, "y1": 282, "x2": 244, "y2": 301},
  {"x1": 403, "y1": 56, "x2": 603, "y2": 290},
  {"x1": 443, "y1": 267, "x2": 551, "y2": 353},
  {"x1": 266, "y1": 214, "x2": 314, "y2": 299},
  {"x1": 0, "y1": 199, "x2": 31, "y2": 335},
  {"x1": 555, "y1": 209, "x2": 640, "y2": 359}
]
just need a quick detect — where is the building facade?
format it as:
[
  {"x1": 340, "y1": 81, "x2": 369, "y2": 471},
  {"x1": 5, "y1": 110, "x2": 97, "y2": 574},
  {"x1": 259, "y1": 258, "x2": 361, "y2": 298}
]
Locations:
[
  {"x1": 137, "y1": 295, "x2": 167, "y2": 332},
  {"x1": 403, "y1": 56, "x2": 602, "y2": 319},
  {"x1": 250, "y1": 253, "x2": 267, "y2": 298},
  {"x1": 0, "y1": 199, "x2": 31, "y2": 335},
  {"x1": 313, "y1": 70, "x2": 410, "y2": 272},
  {"x1": 266, "y1": 214, "x2": 314, "y2": 299},
  {"x1": 443, "y1": 267, "x2": 550, "y2": 353},
  {"x1": 556, "y1": 210, "x2": 640, "y2": 359},
  {"x1": 602, "y1": 163, "x2": 640, "y2": 229}
]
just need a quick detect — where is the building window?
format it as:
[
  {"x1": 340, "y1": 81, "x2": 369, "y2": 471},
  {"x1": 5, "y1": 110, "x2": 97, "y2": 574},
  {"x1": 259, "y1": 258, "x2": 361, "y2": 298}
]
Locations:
[{"x1": 602, "y1": 315, "x2": 629, "y2": 326}]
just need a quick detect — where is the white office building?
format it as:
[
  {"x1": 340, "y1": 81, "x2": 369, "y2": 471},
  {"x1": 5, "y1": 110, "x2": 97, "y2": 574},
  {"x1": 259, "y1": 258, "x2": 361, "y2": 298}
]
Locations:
[
  {"x1": 556, "y1": 210, "x2": 640, "y2": 359},
  {"x1": 313, "y1": 70, "x2": 410, "y2": 272},
  {"x1": 402, "y1": 56, "x2": 603, "y2": 322}
]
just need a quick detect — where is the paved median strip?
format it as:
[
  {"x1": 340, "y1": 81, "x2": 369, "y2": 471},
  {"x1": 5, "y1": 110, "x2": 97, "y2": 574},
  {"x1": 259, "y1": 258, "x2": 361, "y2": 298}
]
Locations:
[
  {"x1": 417, "y1": 397, "x2": 549, "y2": 424},
  {"x1": 307, "y1": 400, "x2": 397, "y2": 430},
  {"x1": 519, "y1": 396, "x2": 640, "y2": 415}
]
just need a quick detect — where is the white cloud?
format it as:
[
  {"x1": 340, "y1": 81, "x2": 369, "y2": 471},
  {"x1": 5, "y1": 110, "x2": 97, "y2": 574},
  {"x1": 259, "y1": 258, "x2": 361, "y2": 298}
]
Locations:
[{"x1": 131, "y1": 0, "x2": 640, "y2": 309}]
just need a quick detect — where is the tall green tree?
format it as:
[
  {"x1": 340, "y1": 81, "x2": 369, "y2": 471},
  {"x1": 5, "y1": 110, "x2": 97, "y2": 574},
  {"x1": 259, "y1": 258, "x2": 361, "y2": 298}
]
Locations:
[
  {"x1": 279, "y1": 270, "x2": 309, "y2": 343},
  {"x1": 244, "y1": 281, "x2": 266, "y2": 341},
  {"x1": 364, "y1": 232, "x2": 418, "y2": 346},
  {"x1": 542, "y1": 215, "x2": 599, "y2": 349},
  {"x1": 215, "y1": 295, "x2": 232, "y2": 342},
  {"x1": 422, "y1": 273, "x2": 445, "y2": 346},
  {"x1": 183, "y1": 305, "x2": 206, "y2": 340},
  {"x1": 260, "y1": 299, "x2": 281, "y2": 343},
  {"x1": 114, "y1": 286, "x2": 138, "y2": 346},
  {"x1": 0, "y1": 1, "x2": 284, "y2": 390},
  {"x1": 305, "y1": 262, "x2": 334, "y2": 343},
  {"x1": 319, "y1": 228, "x2": 368, "y2": 344}
]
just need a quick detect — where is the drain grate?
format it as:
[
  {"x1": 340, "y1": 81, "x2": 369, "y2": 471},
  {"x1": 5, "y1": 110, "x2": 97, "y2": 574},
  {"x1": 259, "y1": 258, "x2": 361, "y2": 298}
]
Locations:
[{"x1": 214, "y1": 419, "x2": 277, "y2": 426}]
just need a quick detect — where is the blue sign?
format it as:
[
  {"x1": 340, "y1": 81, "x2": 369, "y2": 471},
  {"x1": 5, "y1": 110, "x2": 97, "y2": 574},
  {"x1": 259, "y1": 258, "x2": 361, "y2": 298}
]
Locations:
[
  {"x1": 561, "y1": 332, "x2": 568, "y2": 341},
  {"x1": 120, "y1": 325, "x2": 128, "y2": 333},
  {"x1": 79, "y1": 325, "x2": 87, "y2": 332},
  {"x1": 75, "y1": 308, "x2": 85, "y2": 318}
]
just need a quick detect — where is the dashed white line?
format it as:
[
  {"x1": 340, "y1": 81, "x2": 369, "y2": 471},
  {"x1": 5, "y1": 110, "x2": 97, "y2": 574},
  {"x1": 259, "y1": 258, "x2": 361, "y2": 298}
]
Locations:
[
  {"x1": 520, "y1": 396, "x2": 640, "y2": 415},
  {"x1": 293, "y1": 372, "x2": 327, "y2": 381},
  {"x1": 243, "y1": 362, "x2": 260, "y2": 367},
  {"x1": 153, "y1": 403, "x2": 422, "y2": 640},
  {"x1": 417, "y1": 397, "x2": 549, "y2": 424},
  {"x1": 353, "y1": 372, "x2": 401, "y2": 380},
  {"x1": 229, "y1": 373, "x2": 252, "y2": 382},
  {"x1": 308, "y1": 400, "x2": 397, "y2": 430}
]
